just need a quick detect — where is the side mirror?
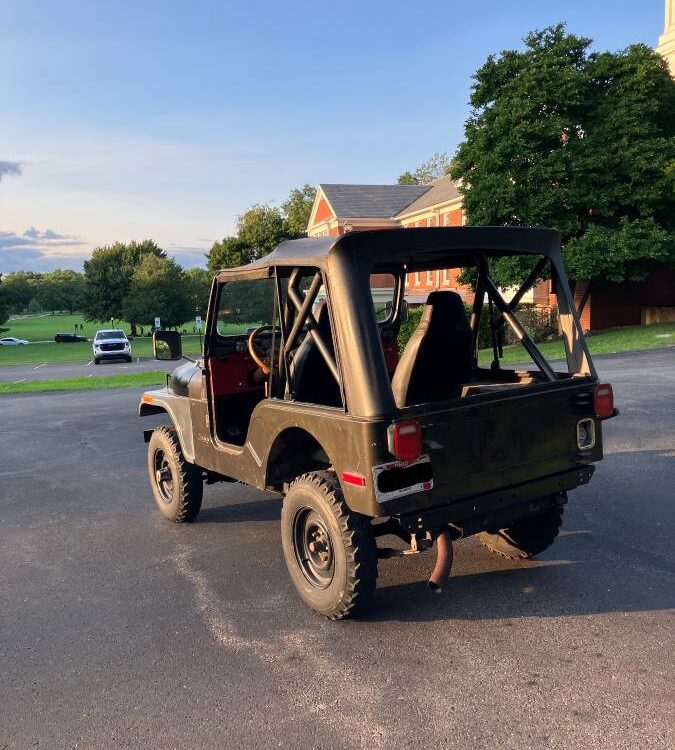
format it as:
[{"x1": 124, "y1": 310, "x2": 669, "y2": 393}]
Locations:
[
  {"x1": 400, "y1": 299, "x2": 410, "y2": 324},
  {"x1": 153, "y1": 330, "x2": 182, "y2": 361}
]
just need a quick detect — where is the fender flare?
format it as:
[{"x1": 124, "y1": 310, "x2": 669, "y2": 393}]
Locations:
[{"x1": 139, "y1": 389, "x2": 196, "y2": 463}]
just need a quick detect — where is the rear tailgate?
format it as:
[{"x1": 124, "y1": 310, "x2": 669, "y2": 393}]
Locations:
[{"x1": 389, "y1": 379, "x2": 601, "y2": 513}]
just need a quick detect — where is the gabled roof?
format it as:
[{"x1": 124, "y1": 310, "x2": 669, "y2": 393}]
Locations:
[
  {"x1": 319, "y1": 183, "x2": 429, "y2": 219},
  {"x1": 394, "y1": 174, "x2": 461, "y2": 217}
]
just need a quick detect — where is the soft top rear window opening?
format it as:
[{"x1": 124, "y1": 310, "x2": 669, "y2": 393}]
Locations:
[{"x1": 386, "y1": 248, "x2": 593, "y2": 410}]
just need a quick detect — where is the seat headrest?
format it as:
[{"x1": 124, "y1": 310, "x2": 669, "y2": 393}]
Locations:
[{"x1": 421, "y1": 291, "x2": 466, "y2": 327}]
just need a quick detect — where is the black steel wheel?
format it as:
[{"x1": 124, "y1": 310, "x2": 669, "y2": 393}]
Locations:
[
  {"x1": 478, "y1": 498, "x2": 564, "y2": 560},
  {"x1": 147, "y1": 425, "x2": 203, "y2": 522},
  {"x1": 281, "y1": 471, "x2": 377, "y2": 620}
]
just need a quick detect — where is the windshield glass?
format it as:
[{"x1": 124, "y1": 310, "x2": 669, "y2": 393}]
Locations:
[{"x1": 96, "y1": 331, "x2": 127, "y2": 340}]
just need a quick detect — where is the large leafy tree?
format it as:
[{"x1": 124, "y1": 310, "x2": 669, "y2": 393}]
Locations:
[
  {"x1": 206, "y1": 236, "x2": 256, "y2": 273},
  {"x1": 122, "y1": 254, "x2": 192, "y2": 328},
  {"x1": 184, "y1": 267, "x2": 212, "y2": 318},
  {"x1": 36, "y1": 269, "x2": 85, "y2": 314},
  {"x1": 282, "y1": 183, "x2": 317, "y2": 236},
  {"x1": 236, "y1": 203, "x2": 288, "y2": 256},
  {"x1": 398, "y1": 152, "x2": 451, "y2": 185},
  {"x1": 0, "y1": 275, "x2": 10, "y2": 326},
  {"x1": 451, "y1": 25, "x2": 675, "y2": 289},
  {"x1": 82, "y1": 239, "x2": 165, "y2": 322},
  {"x1": 1, "y1": 271, "x2": 42, "y2": 313}
]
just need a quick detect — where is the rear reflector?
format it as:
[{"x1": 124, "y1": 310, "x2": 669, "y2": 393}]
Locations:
[
  {"x1": 342, "y1": 472, "x2": 366, "y2": 487},
  {"x1": 390, "y1": 420, "x2": 422, "y2": 462},
  {"x1": 593, "y1": 383, "x2": 614, "y2": 419}
]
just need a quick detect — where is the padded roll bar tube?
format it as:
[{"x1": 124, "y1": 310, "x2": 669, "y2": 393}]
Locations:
[{"x1": 481, "y1": 274, "x2": 557, "y2": 382}]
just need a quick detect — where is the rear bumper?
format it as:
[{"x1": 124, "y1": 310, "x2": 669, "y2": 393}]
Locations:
[{"x1": 397, "y1": 464, "x2": 594, "y2": 536}]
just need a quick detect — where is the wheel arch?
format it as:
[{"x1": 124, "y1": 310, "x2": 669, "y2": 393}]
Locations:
[
  {"x1": 265, "y1": 427, "x2": 331, "y2": 491},
  {"x1": 139, "y1": 391, "x2": 196, "y2": 463}
]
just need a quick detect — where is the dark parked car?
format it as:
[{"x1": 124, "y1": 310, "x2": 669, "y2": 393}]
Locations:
[
  {"x1": 140, "y1": 227, "x2": 617, "y2": 619},
  {"x1": 54, "y1": 332, "x2": 87, "y2": 342}
]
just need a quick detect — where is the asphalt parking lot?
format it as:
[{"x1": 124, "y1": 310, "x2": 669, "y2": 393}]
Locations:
[
  {"x1": 0, "y1": 357, "x2": 174, "y2": 383},
  {"x1": 1, "y1": 348, "x2": 673, "y2": 749}
]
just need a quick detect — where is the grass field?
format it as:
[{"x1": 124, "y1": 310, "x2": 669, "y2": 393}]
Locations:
[
  {"x1": 2, "y1": 313, "x2": 673, "y2": 370},
  {"x1": 0, "y1": 313, "x2": 203, "y2": 365},
  {"x1": 478, "y1": 321, "x2": 675, "y2": 366},
  {"x1": 0, "y1": 371, "x2": 166, "y2": 395}
]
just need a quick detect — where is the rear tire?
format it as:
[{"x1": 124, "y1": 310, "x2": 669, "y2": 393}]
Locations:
[
  {"x1": 281, "y1": 471, "x2": 377, "y2": 620},
  {"x1": 478, "y1": 499, "x2": 564, "y2": 560},
  {"x1": 148, "y1": 425, "x2": 203, "y2": 522}
]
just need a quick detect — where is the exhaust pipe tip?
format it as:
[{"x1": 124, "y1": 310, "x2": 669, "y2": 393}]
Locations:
[{"x1": 427, "y1": 528, "x2": 453, "y2": 594}]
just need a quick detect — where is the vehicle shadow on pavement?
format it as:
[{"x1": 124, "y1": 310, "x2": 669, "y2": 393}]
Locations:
[
  {"x1": 367, "y1": 533, "x2": 675, "y2": 623},
  {"x1": 197, "y1": 496, "x2": 281, "y2": 524}
]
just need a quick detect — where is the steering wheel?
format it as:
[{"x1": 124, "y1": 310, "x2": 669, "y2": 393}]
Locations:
[{"x1": 247, "y1": 325, "x2": 277, "y2": 376}]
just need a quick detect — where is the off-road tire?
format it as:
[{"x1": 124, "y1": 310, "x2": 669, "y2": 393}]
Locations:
[
  {"x1": 147, "y1": 425, "x2": 203, "y2": 522},
  {"x1": 478, "y1": 500, "x2": 564, "y2": 560},
  {"x1": 281, "y1": 471, "x2": 377, "y2": 620}
]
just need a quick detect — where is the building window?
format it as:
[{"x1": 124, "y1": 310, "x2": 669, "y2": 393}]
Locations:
[
  {"x1": 443, "y1": 269, "x2": 450, "y2": 283},
  {"x1": 415, "y1": 272, "x2": 421, "y2": 285},
  {"x1": 426, "y1": 270, "x2": 434, "y2": 285},
  {"x1": 444, "y1": 213, "x2": 451, "y2": 226},
  {"x1": 428, "y1": 216, "x2": 435, "y2": 227}
]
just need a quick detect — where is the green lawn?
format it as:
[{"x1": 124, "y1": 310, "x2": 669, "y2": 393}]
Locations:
[
  {"x1": 478, "y1": 321, "x2": 675, "y2": 366},
  {"x1": 0, "y1": 313, "x2": 204, "y2": 366},
  {"x1": 0, "y1": 371, "x2": 166, "y2": 395}
]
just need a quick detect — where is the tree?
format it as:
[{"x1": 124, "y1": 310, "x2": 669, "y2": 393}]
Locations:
[
  {"x1": 450, "y1": 25, "x2": 675, "y2": 289},
  {"x1": 1, "y1": 271, "x2": 42, "y2": 313},
  {"x1": 0, "y1": 275, "x2": 10, "y2": 326},
  {"x1": 36, "y1": 269, "x2": 85, "y2": 314},
  {"x1": 206, "y1": 236, "x2": 255, "y2": 273},
  {"x1": 83, "y1": 240, "x2": 165, "y2": 322},
  {"x1": 398, "y1": 151, "x2": 451, "y2": 185},
  {"x1": 282, "y1": 183, "x2": 317, "y2": 237},
  {"x1": 236, "y1": 204, "x2": 288, "y2": 257},
  {"x1": 122, "y1": 254, "x2": 192, "y2": 328},
  {"x1": 184, "y1": 267, "x2": 212, "y2": 318}
]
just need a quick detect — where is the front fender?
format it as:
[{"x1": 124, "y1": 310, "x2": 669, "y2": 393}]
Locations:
[{"x1": 139, "y1": 387, "x2": 195, "y2": 463}]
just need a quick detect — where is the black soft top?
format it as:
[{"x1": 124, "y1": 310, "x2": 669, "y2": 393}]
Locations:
[{"x1": 215, "y1": 226, "x2": 562, "y2": 281}]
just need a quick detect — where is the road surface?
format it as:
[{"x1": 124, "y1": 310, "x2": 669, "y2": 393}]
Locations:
[
  {"x1": 0, "y1": 356, "x2": 175, "y2": 382},
  {"x1": 1, "y1": 349, "x2": 673, "y2": 749}
]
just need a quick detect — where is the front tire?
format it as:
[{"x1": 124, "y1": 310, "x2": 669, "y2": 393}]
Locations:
[
  {"x1": 281, "y1": 471, "x2": 377, "y2": 620},
  {"x1": 478, "y1": 499, "x2": 564, "y2": 560},
  {"x1": 94, "y1": 358, "x2": 100, "y2": 365},
  {"x1": 147, "y1": 425, "x2": 203, "y2": 522}
]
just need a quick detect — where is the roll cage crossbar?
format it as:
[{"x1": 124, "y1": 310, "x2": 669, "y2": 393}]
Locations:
[
  {"x1": 469, "y1": 255, "x2": 557, "y2": 381},
  {"x1": 273, "y1": 268, "x2": 341, "y2": 401}
]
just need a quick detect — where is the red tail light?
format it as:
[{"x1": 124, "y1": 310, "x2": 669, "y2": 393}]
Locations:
[
  {"x1": 391, "y1": 420, "x2": 422, "y2": 461},
  {"x1": 594, "y1": 383, "x2": 614, "y2": 419}
]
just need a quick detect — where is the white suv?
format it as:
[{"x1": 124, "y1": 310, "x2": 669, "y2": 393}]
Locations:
[{"x1": 93, "y1": 329, "x2": 132, "y2": 364}]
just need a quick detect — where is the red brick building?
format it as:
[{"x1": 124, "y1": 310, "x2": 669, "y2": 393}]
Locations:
[
  {"x1": 307, "y1": 175, "x2": 549, "y2": 310},
  {"x1": 307, "y1": 175, "x2": 675, "y2": 329}
]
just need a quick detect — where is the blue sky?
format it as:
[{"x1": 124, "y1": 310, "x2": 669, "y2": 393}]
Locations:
[{"x1": 0, "y1": 0, "x2": 665, "y2": 272}]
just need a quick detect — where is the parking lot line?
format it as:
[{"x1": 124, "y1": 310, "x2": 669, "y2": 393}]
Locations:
[
  {"x1": 13, "y1": 378, "x2": 26, "y2": 383},
  {"x1": 32, "y1": 363, "x2": 46, "y2": 370},
  {"x1": 86, "y1": 360, "x2": 93, "y2": 366}
]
